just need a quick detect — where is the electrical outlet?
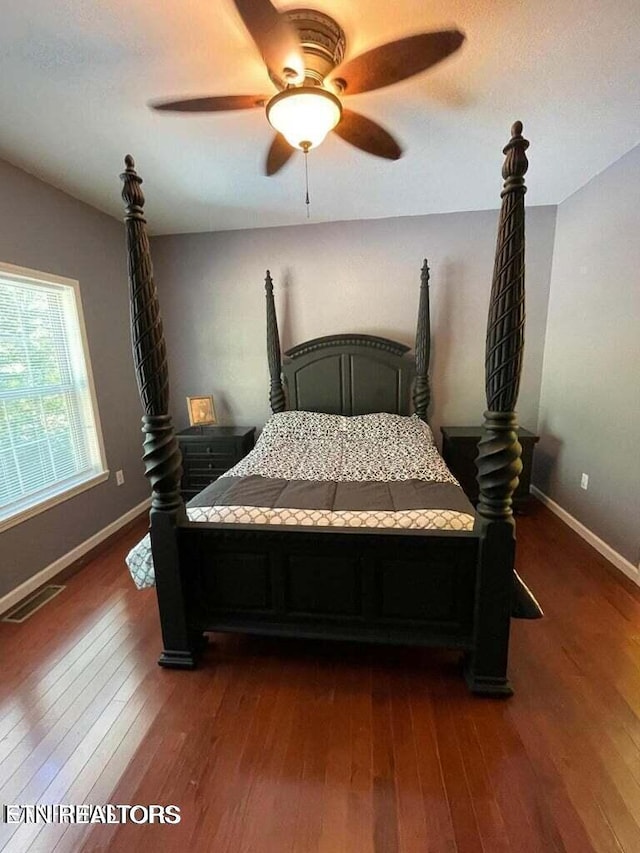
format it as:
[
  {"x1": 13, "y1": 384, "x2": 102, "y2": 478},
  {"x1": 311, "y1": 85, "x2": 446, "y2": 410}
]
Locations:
[
  {"x1": 115, "y1": 470, "x2": 125, "y2": 486},
  {"x1": 581, "y1": 473, "x2": 589, "y2": 490}
]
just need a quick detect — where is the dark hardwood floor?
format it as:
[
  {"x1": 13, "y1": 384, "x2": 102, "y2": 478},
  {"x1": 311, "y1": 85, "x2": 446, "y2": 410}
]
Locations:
[{"x1": 2, "y1": 500, "x2": 640, "y2": 852}]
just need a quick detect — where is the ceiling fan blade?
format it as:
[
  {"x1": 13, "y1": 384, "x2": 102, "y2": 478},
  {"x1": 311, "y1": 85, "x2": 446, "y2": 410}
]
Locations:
[
  {"x1": 333, "y1": 110, "x2": 403, "y2": 160},
  {"x1": 330, "y1": 30, "x2": 465, "y2": 95},
  {"x1": 265, "y1": 133, "x2": 294, "y2": 175},
  {"x1": 151, "y1": 95, "x2": 269, "y2": 112},
  {"x1": 233, "y1": 0, "x2": 305, "y2": 84}
]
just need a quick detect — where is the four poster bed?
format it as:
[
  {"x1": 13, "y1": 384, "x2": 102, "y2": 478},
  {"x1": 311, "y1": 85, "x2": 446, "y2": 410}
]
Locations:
[{"x1": 120, "y1": 121, "x2": 540, "y2": 696}]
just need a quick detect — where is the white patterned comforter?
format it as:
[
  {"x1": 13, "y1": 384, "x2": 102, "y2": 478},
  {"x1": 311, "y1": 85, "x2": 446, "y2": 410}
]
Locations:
[{"x1": 126, "y1": 412, "x2": 475, "y2": 589}]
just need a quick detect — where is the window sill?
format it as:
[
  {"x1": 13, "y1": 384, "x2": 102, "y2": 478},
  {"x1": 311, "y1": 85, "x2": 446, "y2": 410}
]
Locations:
[{"x1": 0, "y1": 470, "x2": 110, "y2": 535}]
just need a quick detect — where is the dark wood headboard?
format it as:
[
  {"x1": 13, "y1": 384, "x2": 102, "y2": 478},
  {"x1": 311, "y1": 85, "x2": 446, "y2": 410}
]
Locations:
[
  {"x1": 264, "y1": 261, "x2": 432, "y2": 420},
  {"x1": 282, "y1": 334, "x2": 414, "y2": 416}
]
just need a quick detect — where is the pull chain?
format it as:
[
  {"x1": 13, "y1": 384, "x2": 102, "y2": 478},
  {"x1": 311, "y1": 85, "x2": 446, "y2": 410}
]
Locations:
[{"x1": 302, "y1": 143, "x2": 311, "y2": 218}]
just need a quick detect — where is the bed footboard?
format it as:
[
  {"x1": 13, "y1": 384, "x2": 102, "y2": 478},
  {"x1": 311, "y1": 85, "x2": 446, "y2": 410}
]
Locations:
[{"x1": 180, "y1": 524, "x2": 480, "y2": 650}]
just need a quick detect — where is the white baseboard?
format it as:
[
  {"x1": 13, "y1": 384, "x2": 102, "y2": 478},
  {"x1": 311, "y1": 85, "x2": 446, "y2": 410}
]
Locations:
[
  {"x1": 530, "y1": 486, "x2": 639, "y2": 585},
  {"x1": 0, "y1": 498, "x2": 151, "y2": 616}
]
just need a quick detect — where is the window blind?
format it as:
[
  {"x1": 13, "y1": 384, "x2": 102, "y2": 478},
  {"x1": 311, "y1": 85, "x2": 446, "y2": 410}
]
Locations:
[{"x1": 0, "y1": 267, "x2": 106, "y2": 526}]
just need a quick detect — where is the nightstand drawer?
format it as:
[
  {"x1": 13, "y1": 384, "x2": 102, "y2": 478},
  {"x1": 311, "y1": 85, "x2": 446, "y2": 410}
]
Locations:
[
  {"x1": 184, "y1": 459, "x2": 235, "y2": 477},
  {"x1": 181, "y1": 441, "x2": 238, "y2": 458},
  {"x1": 176, "y1": 425, "x2": 256, "y2": 500},
  {"x1": 184, "y1": 451, "x2": 237, "y2": 468},
  {"x1": 186, "y1": 469, "x2": 229, "y2": 489}
]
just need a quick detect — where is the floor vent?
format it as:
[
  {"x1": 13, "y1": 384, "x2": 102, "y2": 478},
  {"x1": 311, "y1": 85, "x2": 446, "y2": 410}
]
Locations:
[{"x1": 2, "y1": 585, "x2": 65, "y2": 623}]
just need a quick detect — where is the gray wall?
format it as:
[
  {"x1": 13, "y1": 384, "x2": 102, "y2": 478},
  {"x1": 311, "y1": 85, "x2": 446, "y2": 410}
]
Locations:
[
  {"x1": 534, "y1": 145, "x2": 640, "y2": 565},
  {"x1": 0, "y1": 158, "x2": 149, "y2": 599},
  {"x1": 150, "y1": 205, "x2": 557, "y2": 444}
]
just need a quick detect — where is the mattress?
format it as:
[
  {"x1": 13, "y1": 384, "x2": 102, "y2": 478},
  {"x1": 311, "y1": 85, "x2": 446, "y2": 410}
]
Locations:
[{"x1": 126, "y1": 411, "x2": 476, "y2": 589}]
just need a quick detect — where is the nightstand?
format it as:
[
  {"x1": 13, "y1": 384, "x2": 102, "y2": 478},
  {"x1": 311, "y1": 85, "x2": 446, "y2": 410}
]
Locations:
[
  {"x1": 176, "y1": 425, "x2": 256, "y2": 501},
  {"x1": 440, "y1": 425, "x2": 539, "y2": 512}
]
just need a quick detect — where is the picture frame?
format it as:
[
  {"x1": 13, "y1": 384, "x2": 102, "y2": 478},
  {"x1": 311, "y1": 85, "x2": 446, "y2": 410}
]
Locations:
[{"x1": 187, "y1": 395, "x2": 217, "y2": 426}]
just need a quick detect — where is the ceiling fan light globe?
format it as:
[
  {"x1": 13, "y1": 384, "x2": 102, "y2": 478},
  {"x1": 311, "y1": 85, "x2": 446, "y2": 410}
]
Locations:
[{"x1": 266, "y1": 87, "x2": 342, "y2": 151}]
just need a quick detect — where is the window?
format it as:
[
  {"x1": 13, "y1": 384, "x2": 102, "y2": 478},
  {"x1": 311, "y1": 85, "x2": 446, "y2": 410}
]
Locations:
[{"x1": 0, "y1": 262, "x2": 107, "y2": 531}]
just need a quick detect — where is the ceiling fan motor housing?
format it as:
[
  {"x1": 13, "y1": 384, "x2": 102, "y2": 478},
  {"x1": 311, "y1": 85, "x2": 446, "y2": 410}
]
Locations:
[
  {"x1": 152, "y1": 2, "x2": 466, "y2": 173},
  {"x1": 272, "y1": 8, "x2": 346, "y2": 87}
]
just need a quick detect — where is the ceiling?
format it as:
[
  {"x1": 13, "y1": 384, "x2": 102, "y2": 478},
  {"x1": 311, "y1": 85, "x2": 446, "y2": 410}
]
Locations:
[{"x1": 1, "y1": 0, "x2": 639, "y2": 235}]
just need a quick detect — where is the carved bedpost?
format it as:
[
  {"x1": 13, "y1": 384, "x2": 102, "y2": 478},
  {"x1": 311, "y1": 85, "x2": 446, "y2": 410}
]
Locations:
[
  {"x1": 265, "y1": 271, "x2": 286, "y2": 413},
  {"x1": 475, "y1": 121, "x2": 528, "y2": 524},
  {"x1": 413, "y1": 259, "x2": 431, "y2": 421},
  {"x1": 465, "y1": 122, "x2": 529, "y2": 696},
  {"x1": 120, "y1": 156, "x2": 184, "y2": 516},
  {"x1": 120, "y1": 155, "x2": 199, "y2": 669}
]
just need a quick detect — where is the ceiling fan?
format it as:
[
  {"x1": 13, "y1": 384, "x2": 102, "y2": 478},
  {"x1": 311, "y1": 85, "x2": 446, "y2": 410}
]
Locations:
[{"x1": 151, "y1": 1, "x2": 465, "y2": 175}]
